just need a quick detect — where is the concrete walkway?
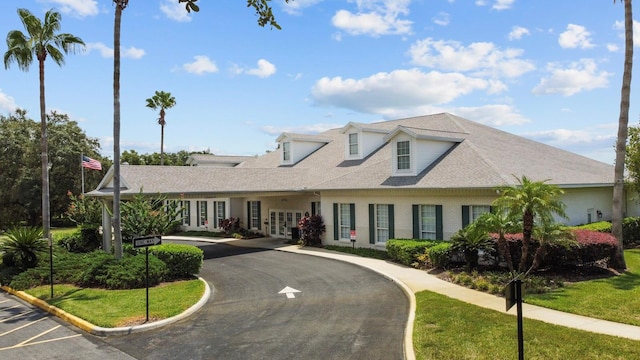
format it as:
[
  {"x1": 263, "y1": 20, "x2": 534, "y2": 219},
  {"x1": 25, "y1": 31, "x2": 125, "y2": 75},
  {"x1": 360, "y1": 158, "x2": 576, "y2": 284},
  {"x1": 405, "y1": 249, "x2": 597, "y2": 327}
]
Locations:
[{"x1": 204, "y1": 236, "x2": 640, "y2": 342}]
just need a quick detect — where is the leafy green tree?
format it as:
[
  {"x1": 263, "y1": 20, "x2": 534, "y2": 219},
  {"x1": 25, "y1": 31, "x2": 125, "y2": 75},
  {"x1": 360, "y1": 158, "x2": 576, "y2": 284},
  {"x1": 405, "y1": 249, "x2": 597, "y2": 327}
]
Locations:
[
  {"x1": 493, "y1": 176, "x2": 567, "y2": 272},
  {"x1": 473, "y1": 209, "x2": 521, "y2": 272},
  {"x1": 4, "y1": 8, "x2": 85, "y2": 242},
  {"x1": 0, "y1": 111, "x2": 104, "y2": 229},
  {"x1": 111, "y1": 0, "x2": 289, "y2": 258},
  {"x1": 0, "y1": 227, "x2": 48, "y2": 270},
  {"x1": 119, "y1": 192, "x2": 184, "y2": 241},
  {"x1": 146, "y1": 91, "x2": 176, "y2": 166},
  {"x1": 611, "y1": 0, "x2": 633, "y2": 271}
]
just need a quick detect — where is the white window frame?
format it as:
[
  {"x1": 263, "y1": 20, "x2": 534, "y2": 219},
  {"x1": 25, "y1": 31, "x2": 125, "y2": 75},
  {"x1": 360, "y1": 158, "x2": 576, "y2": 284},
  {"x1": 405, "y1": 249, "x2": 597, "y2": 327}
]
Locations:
[
  {"x1": 420, "y1": 205, "x2": 437, "y2": 240},
  {"x1": 282, "y1": 141, "x2": 291, "y2": 162},
  {"x1": 392, "y1": 137, "x2": 415, "y2": 176},
  {"x1": 471, "y1": 205, "x2": 491, "y2": 222},
  {"x1": 375, "y1": 204, "x2": 390, "y2": 244},
  {"x1": 197, "y1": 200, "x2": 208, "y2": 227},
  {"x1": 249, "y1": 201, "x2": 260, "y2": 229},
  {"x1": 213, "y1": 201, "x2": 226, "y2": 228},
  {"x1": 181, "y1": 200, "x2": 191, "y2": 226},
  {"x1": 339, "y1": 203, "x2": 351, "y2": 240},
  {"x1": 348, "y1": 133, "x2": 359, "y2": 156}
]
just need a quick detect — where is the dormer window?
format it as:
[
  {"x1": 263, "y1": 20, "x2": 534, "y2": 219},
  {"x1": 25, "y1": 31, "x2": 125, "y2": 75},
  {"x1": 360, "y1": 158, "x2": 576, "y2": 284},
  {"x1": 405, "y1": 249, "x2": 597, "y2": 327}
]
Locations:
[
  {"x1": 348, "y1": 133, "x2": 359, "y2": 156},
  {"x1": 397, "y1": 140, "x2": 411, "y2": 170},
  {"x1": 282, "y1": 142, "x2": 291, "y2": 162}
]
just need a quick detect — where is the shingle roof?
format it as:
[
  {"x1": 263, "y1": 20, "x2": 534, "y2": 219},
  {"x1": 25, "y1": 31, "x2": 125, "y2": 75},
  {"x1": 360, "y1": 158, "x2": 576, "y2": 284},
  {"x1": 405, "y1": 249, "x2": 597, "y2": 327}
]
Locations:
[{"x1": 90, "y1": 113, "x2": 614, "y2": 196}]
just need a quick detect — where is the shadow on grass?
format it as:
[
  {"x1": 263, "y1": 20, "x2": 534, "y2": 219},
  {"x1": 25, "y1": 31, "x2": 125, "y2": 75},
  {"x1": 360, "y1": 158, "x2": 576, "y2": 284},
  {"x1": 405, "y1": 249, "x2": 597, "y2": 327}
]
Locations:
[{"x1": 609, "y1": 271, "x2": 640, "y2": 290}]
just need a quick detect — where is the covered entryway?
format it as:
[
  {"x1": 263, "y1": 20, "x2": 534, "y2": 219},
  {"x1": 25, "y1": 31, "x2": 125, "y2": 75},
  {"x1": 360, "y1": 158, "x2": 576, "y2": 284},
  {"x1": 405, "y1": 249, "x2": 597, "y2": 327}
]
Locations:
[{"x1": 269, "y1": 209, "x2": 304, "y2": 240}]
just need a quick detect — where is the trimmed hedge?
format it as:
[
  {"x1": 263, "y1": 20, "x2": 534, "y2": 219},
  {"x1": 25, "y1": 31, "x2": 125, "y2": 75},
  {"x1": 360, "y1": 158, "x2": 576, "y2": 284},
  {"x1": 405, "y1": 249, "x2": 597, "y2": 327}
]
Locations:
[
  {"x1": 386, "y1": 239, "x2": 446, "y2": 266},
  {"x1": 572, "y1": 218, "x2": 640, "y2": 248},
  {"x1": 426, "y1": 242, "x2": 452, "y2": 269},
  {"x1": 148, "y1": 243, "x2": 204, "y2": 280}
]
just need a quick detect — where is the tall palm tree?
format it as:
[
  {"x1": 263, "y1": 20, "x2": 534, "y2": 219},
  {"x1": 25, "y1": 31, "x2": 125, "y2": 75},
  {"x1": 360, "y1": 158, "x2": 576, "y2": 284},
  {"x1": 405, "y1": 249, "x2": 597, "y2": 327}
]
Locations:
[
  {"x1": 493, "y1": 176, "x2": 567, "y2": 272},
  {"x1": 146, "y1": 91, "x2": 176, "y2": 166},
  {"x1": 611, "y1": 0, "x2": 633, "y2": 271},
  {"x1": 524, "y1": 222, "x2": 574, "y2": 277},
  {"x1": 4, "y1": 8, "x2": 85, "y2": 243}
]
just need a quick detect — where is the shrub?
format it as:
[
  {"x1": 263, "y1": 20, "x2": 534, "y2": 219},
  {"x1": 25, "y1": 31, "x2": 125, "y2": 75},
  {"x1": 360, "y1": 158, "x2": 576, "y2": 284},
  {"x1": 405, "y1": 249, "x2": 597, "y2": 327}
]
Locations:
[
  {"x1": 386, "y1": 239, "x2": 444, "y2": 267},
  {"x1": 573, "y1": 221, "x2": 612, "y2": 233},
  {"x1": 57, "y1": 226, "x2": 101, "y2": 253},
  {"x1": 118, "y1": 192, "x2": 183, "y2": 242},
  {"x1": 148, "y1": 243, "x2": 204, "y2": 280},
  {"x1": 450, "y1": 224, "x2": 494, "y2": 270},
  {"x1": 298, "y1": 215, "x2": 326, "y2": 247},
  {"x1": 219, "y1": 217, "x2": 240, "y2": 234},
  {"x1": 623, "y1": 217, "x2": 640, "y2": 247},
  {"x1": 0, "y1": 227, "x2": 48, "y2": 270},
  {"x1": 426, "y1": 242, "x2": 452, "y2": 269}
]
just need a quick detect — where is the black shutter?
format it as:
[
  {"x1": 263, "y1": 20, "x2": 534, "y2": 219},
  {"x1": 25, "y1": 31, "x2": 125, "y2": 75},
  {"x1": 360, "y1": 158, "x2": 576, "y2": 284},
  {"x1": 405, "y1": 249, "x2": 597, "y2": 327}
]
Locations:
[
  {"x1": 247, "y1": 201, "x2": 251, "y2": 229},
  {"x1": 312, "y1": 202, "x2": 317, "y2": 216},
  {"x1": 389, "y1": 204, "x2": 395, "y2": 240},
  {"x1": 333, "y1": 203, "x2": 339, "y2": 240},
  {"x1": 436, "y1": 205, "x2": 443, "y2": 240},
  {"x1": 412, "y1": 205, "x2": 419, "y2": 239},
  {"x1": 350, "y1": 204, "x2": 356, "y2": 231},
  {"x1": 369, "y1": 204, "x2": 375, "y2": 244},
  {"x1": 462, "y1": 205, "x2": 470, "y2": 228},
  {"x1": 257, "y1": 201, "x2": 262, "y2": 230}
]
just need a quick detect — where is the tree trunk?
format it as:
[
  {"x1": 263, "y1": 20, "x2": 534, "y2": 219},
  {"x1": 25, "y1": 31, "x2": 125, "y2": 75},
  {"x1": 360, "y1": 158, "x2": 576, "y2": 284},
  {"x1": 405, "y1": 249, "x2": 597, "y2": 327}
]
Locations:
[
  {"x1": 39, "y1": 57, "x2": 50, "y2": 245},
  {"x1": 519, "y1": 210, "x2": 534, "y2": 272},
  {"x1": 497, "y1": 234, "x2": 514, "y2": 272},
  {"x1": 611, "y1": 0, "x2": 633, "y2": 271},
  {"x1": 160, "y1": 123, "x2": 165, "y2": 166},
  {"x1": 524, "y1": 244, "x2": 547, "y2": 277},
  {"x1": 112, "y1": 2, "x2": 125, "y2": 260}
]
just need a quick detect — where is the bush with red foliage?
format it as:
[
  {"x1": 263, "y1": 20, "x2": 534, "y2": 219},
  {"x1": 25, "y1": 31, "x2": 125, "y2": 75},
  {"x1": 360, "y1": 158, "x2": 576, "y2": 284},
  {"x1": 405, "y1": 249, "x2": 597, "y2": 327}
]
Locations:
[{"x1": 489, "y1": 229, "x2": 617, "y2": 270}]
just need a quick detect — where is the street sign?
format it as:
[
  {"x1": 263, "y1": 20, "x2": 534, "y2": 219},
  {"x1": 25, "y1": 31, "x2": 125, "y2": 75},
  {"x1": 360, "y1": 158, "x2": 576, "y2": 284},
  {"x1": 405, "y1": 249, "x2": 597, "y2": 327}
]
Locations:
[
  {"x1": 505, "y1": 279, "x2": 516, "y2": 311},
  {"x1": 133, "y1": 235, "x2": 162, "y2": 248},
  {"x1": 350, "y1": 230, "x2": 356, "y2": 240}
]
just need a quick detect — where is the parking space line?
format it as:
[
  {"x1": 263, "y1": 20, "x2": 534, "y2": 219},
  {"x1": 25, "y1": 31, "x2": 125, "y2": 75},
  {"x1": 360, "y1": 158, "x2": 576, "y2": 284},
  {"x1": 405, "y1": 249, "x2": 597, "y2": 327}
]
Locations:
[
  {"x1": 0, "y1": 317, "x2": 47, "y2": 337},
  {"x1": 0, "y1": 300, "x2": 10, "y2": 304},
  {"x1": 17, "y1": 325, "x2": 61, "y2": 346},
  {"x1": 0, "y1": 310, "x2": 35, "y2": 323},
  {"x1": 0, "y1": 334, "x2": 83, "y2": 351}
]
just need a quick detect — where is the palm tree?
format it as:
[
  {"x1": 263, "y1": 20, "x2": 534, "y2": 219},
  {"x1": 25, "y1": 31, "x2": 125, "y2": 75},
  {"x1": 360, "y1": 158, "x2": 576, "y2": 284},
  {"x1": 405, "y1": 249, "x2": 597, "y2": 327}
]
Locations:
[
  {"x1": 146, "y1": 91, "x2": 176, "y2": 166},
  {"x1": 450, "y1": 222, "x2": 494, "y2": 270},
  {"x1": 611, "y1": 0, "x2": 633, "y2": 271},
  {"x1": 524, "y1": 222, "x2": 574, "y2": 277},
  {"x1": 4, "y1": 8, "x2": 85, "y2": 243},
  {"x1": 493, "y1": 176, "x2": 567, "y2": 272},
  {"x1": 474, "y1": 209, "x2": 521, "y2": 272}
]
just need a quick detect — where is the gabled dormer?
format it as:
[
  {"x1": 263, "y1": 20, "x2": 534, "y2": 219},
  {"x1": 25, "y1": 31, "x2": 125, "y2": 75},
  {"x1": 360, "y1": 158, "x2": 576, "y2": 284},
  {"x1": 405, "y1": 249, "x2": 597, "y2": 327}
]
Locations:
[
  {"x1": 276, "y1": 132, "x2": 331, "y2": 166},
  {"x1": 340, "y1": 122, "x2": 388, "y2": 160},
  {"x1": 384, "y1": 126, "x2": 464, "y2": 176}
]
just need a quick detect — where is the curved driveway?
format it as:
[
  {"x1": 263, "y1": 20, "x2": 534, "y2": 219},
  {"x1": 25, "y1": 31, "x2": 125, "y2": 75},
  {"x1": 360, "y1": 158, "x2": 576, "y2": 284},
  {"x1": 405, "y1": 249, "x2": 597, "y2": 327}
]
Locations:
[{"x1": 102, "y1": 240, "x2": 408, "y2": 359}]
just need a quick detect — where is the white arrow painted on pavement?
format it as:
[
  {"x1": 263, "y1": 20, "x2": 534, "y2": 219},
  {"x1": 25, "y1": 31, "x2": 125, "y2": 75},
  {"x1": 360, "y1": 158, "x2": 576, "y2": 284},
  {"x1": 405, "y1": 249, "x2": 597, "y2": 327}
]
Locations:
[{"x1": 278, "y1": 286, "x2": 301, "y2": 299}]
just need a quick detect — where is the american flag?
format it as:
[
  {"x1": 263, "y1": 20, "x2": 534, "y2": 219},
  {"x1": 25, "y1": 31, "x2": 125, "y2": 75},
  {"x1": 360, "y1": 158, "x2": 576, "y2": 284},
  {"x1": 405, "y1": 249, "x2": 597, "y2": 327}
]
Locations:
[{"x1": 82, "y1": 155, "x2": 102, "y2": 171}]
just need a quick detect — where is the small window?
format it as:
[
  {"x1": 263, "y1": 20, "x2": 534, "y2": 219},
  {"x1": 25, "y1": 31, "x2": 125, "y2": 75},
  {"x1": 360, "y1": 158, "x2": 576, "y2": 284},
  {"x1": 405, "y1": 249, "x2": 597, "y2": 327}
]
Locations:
[
  {"x1": 339, "y1": 204, "x2": 351, "y2": 240},
  {"x1": 197, "y1": 201, "x2": 208, "y2": 226},
  {"x1": 375, "y1": 204, "x2": 390, "y2": 243},
  {"x1": 348, "y1": 133, "x2": 359, "y2": 156},
  {"x1": 471, "y1": 205, "x2": 491, "y2": 222},
  {"x1": 282, "y1": 142, "x2": 291, "y2": 161},
  {"x1": 249, "y1": 201, "x2": 261, "y2": 229},
  {"x1": 181, "y1": 201, "x2": 191, "y2": 226},
  {"x1": 420, "y1": 205, "x2": 437, "y2": 240},
  {"x1": 214, "y1": 201, "x2": 226, "y2": 228},
  {"x1": 397, "y1": 140, "x2": 411, "y2": 170}
]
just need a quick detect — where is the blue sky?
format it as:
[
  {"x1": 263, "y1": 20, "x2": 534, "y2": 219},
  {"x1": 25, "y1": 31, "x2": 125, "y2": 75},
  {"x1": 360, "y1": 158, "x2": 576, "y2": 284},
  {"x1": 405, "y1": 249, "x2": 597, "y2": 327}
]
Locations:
[{"x1": 0, "y1": 0, "x2": 637, "y2": 164}]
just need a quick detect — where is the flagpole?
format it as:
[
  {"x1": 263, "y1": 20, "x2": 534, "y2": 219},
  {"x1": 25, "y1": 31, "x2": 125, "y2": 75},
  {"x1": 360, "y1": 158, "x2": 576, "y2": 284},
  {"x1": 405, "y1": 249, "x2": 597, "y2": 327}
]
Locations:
[{"x1": 81, "y1": 153, "x2": 85, "y2": 194}]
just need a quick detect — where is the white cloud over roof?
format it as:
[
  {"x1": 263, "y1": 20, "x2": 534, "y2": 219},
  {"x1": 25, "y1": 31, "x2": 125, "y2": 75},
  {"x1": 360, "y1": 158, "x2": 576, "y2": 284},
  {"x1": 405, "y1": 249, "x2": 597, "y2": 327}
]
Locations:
[{"x1": 532, "y1": 59, "x2": 611, "y2": 96}]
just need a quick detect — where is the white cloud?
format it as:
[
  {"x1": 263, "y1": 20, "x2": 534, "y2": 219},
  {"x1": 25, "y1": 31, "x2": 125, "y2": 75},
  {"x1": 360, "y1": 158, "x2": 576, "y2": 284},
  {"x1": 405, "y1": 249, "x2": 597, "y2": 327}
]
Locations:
[
  {"x1": 331, "y1": 0, "x2": 412, "y2": 37},
  {"x1": 558, "y1": 24, "x2": 594, "y2": 49},
  {"x1": 453, "y1": 104, "x2": 530, "y2": 126},
  {"x1": 183, "y1": 56, "x2": 219, "y2": 75},
  {"x1": 408, "y1": 38, "x2": 535, "y2": 78},
  {"x1": 246, "y1": 59, "x2": 277, "y2": 78},
  {"x1": 86, "y1": 42, "x2": 145, "y2": 59},
  {"x1": 532, "y1": 59, "x2": 611, "y2": 96},
  {"x1": 46, "y1": 0, "x2": 99, "y2": 17},
  {"x1": 433, "y1": 12, "x2": 450, "y2": 26},
  {"x1": 475, "y1": 0, "x2": 514, "y2": 10},
  {"x1": 283, "y1": 0, "x2": 323, "y2": 15},
  {"x1": 160, "y1": 0, "x2": 192, "y2": 22},
  {"x1": 607, "y1": 43, "x2": 619, "y2": 52},
  {"x1": 0, "y1": 89, "x2": 18, "y2": 113},
  {"x1": 311, "y1": 68, "x2": 498, "y2": 116},
  {"x1": 613, "y1": 19, "x2": 640, "y2": 48},
  {"x1": 508, "y1": 26, "x2": 530, "y2": 40}
]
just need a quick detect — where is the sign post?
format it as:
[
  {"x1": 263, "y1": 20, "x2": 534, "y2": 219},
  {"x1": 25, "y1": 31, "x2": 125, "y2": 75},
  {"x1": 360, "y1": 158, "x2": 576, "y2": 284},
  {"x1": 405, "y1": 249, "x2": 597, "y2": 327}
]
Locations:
[
  {"x1": 505, "y1": 279, "x2": 524, "y2": 360},
  {"x1": 350, "y1": 230, "x2": 356, "y2": 249},
  {"x1": 133, "y1": 235, "x2": 162, "y2": 322}
]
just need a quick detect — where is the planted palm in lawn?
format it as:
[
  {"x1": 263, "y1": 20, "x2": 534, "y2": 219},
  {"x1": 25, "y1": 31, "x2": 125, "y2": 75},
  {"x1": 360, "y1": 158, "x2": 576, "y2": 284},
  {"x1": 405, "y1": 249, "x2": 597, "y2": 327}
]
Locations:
[
  {"x1": 525, "y1": 249, "x2": 640, "y2": 326},
  {"x1": 26, "y1": 280, "x2": 204, "y2": 328},
  {"x1": 414, "y1": 291, "x2": 640, "y2": 360}
]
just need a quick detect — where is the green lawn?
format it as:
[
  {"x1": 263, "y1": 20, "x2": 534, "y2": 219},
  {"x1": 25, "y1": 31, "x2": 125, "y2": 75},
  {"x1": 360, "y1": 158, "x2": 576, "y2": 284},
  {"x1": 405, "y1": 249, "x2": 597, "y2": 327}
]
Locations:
[
  {"x1": 26, "y1": 280, "x2": 205, "y2": 328},
  {"x1": 526, "y1": 249, "x2": 640, "y2": 326},
  {"x1": 414, "y1": 291, "x2": 640, "y2": 360}
]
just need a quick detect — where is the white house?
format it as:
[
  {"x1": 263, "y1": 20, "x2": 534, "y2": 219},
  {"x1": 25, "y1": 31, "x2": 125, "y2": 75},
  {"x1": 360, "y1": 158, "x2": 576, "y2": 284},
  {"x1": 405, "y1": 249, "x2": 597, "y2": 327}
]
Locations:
[{"x1": 88, "y1": 113, "x2": 633, "y2": 249}]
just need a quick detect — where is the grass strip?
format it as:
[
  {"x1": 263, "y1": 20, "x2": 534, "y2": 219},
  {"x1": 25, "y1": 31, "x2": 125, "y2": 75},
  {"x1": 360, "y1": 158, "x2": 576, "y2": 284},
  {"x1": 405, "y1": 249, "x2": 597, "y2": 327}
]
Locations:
[
  {"x1": 414, "y1": 290, "x2": 640, "y2": 360},
  {"x1": 26, "y1": 280, "x2": 204, "y2": 328},
  {"x1": 526, "y1": 249, "x2": 640, "y2": 326}
]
